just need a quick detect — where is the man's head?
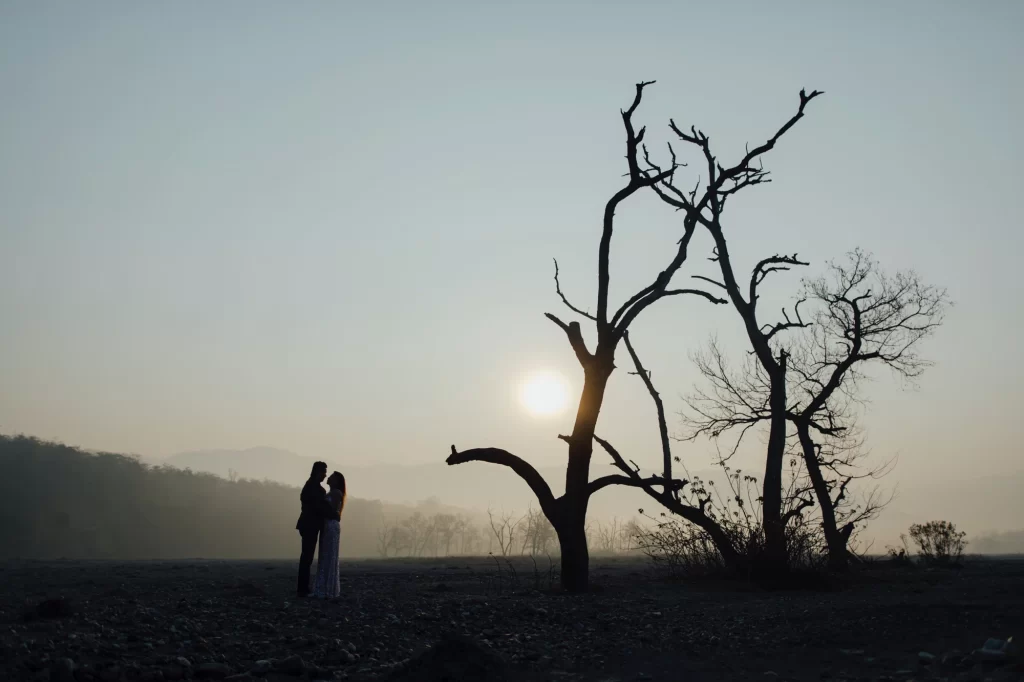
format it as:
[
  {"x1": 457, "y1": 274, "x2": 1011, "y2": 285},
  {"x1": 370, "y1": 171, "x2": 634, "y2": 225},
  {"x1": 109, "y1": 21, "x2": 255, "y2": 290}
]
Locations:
[{"x1": 310, "y1": 461, "x2": 328, "y2": 482}]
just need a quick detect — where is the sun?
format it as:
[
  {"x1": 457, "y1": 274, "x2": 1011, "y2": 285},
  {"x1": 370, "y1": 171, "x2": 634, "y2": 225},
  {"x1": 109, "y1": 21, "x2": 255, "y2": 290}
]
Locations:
[{"x1": 519, "y1": 371, "x2": 571, "y2": 417}]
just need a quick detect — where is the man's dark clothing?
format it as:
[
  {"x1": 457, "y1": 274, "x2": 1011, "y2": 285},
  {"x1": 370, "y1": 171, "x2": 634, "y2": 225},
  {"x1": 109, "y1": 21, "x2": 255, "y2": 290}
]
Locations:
[{"x1": 296, "y1": 477, "x2": 341, "y2": 596}]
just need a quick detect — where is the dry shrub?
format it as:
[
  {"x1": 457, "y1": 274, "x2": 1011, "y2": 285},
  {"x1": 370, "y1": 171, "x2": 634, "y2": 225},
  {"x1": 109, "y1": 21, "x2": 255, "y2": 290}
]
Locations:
[
  {"x1": 631, "y1": 465, "x2": 828, "y2": 580},
  {"x1": 908, "y1": 520, "x2": 967, "y2": 566}
]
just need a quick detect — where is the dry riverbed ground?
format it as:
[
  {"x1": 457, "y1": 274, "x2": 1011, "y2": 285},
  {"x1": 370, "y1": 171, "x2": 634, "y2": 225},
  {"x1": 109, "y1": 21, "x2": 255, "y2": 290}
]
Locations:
[{"x1": 1, "y1": 556, "x2": 1021, "y2": 682}]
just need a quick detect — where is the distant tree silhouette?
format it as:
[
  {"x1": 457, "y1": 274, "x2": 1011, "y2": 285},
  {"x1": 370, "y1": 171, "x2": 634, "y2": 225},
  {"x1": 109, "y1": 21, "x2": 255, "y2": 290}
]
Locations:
[
  {"x1": 518, "y1": 505, "x2": 557, "y2": 556},
  {"x1": 447, "y1": 81, "x2": 734, "y2": 592},
  {"x1": 377, "y1": 517, "x2": 399, "y2": 558},
  {"x1": 487, "y1": 507, "x2": 524, "y2": 557}
]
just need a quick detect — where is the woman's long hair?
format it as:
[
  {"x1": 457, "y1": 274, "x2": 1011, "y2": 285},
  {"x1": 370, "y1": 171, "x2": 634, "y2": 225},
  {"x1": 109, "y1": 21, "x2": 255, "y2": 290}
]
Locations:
[{"x1": 327, "y1": 471, "x2": 347, "y2": 512}]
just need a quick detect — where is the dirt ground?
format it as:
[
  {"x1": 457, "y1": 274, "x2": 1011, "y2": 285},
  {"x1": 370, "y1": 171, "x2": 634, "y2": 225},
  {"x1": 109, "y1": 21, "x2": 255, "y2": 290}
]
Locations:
[{"x1": 1, "y1": 555, "x2": 1021, "y2": 681}]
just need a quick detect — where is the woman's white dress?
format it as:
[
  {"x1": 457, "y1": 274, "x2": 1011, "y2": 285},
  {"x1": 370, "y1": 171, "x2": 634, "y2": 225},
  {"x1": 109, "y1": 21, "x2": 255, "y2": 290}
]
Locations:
[{"x1": 312, "y1": 492, "x2": 342, "y2": 598}]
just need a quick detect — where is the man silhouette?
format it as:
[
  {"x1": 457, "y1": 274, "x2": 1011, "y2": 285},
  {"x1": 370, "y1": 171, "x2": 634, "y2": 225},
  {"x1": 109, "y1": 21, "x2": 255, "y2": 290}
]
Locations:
[{"x1": 296, "y1": 461, "x2": 341, "y2": 597}]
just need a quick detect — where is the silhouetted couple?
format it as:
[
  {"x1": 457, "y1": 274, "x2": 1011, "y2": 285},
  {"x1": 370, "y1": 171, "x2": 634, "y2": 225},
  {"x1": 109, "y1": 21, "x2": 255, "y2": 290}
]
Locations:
[{"x1": 296, "y1": 461, "x2": 346, "y2": 598}]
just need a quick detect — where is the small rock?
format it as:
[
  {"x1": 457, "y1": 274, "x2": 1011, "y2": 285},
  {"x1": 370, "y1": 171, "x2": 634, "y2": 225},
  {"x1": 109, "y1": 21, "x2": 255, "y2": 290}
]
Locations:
[
  {"x1": 50, "y1": 658, "x2": 76, "y2": 682},
  {"x1": 919, "y1": 651, "x2": 936, "y2": 665},
  {"x1": 764, "y1": 673, "x2": 779, "y2": 679},
  {"x1": 196, "y1": 661, "x2": 232, "y2": 679},
  {"x1": 941, "y1": 650, "x2": 964, "y2": 667},
  {"x1": 971, "y1": 648, "x2": 1009, "y2": 664},
  {"x1": 384, "y1": 634, "x2": 507, "y2": 682},
  {"x1": 251, "y1": 660, "x2": 273, "y2": 674}
]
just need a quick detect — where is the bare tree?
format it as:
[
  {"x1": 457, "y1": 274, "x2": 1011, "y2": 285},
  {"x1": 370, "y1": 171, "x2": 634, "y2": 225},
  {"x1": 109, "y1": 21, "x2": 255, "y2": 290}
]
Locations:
[
  {"x1": 640, "y1": 88, "x2": 827, "y2": 571},
  {"x1": 589, "y1": 517, "x2": 635, "y2": 555},
  {"x1": 518, "y1": 504, "x2": 556, "y2": 556},
  {"x1": 400, "y1": 512, "x2": 436, "y2": 557},
  {"x1": 790, "y1": 250, "x2": 948, "y2": 566},
  {"x1": 376, "y1": 517, "x2": 398, "y2": 558},
  {"x1": 487, "y1": 507, "x2": 524, "y2": 557},
  {"x1": 684, "y1": 250, "x2": 948, "y2": 568},
  {"x1": 446, "y1": 81, "x2": 731, "y2": 592},
  {"x1": 433, "y1": 513, "x2": 459, "y2": 556},
  {"x1": 455, "y1": 515, "x2": 482, "y2": 555}
]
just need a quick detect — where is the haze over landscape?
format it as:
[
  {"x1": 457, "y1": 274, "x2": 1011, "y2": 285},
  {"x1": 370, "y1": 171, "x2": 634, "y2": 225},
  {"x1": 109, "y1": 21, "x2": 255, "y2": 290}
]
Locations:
[
  {"x1": 5, "y1": 4, "x2": 1024, "y2": 681},
  {"x1": 2, "y1": 1, "x2": 1022, "y2": 554}
]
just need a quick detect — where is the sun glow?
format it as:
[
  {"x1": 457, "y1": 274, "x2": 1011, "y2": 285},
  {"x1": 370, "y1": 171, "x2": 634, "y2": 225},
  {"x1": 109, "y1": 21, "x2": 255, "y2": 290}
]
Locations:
[{"x1": 519, "y1": 371, "x2": 571, "y2": 417}]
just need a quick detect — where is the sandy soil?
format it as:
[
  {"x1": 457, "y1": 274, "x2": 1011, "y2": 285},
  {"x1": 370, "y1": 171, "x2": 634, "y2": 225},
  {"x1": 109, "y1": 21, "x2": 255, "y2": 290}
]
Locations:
[{"x1": 1, "y1": 555, "x2": 1021, "y2": 681}]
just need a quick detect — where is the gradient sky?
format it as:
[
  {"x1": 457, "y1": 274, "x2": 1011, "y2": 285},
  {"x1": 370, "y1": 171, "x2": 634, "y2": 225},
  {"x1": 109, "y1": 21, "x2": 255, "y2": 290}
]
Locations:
[{"x1": 1, "y1": 1, "x2": 1021, "y2": 500}]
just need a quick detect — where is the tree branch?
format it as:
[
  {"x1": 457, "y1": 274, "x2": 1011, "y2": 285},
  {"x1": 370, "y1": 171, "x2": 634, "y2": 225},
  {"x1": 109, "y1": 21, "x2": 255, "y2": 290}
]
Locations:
[
  {"x1": 622, "y1": 332, "x2": 675, "y2": 494},
  {"x1": 663, "y1": 288, "x2": 728, "y2": 305},
  {"x1": 749, "y1": 253, "x2": 810, "y2": 306},
  {"x1": 761, "y1": 297, "x2": 810, "y2": 343},
  {"x1": 587, "y1": 474, "x2": 687, "y2": 496},
  {"x1": 447, "y1": 445, "x2": 558, "y2": 517},
  {"x1": 552, "y1": 259, "x2": 596, "y2": 321},
  {"x1": 544, "y1": 313, "x2": 592, "y2": 367},
  {"x1": 596, "y1": 81, "x2": 683, "y2": 334}
]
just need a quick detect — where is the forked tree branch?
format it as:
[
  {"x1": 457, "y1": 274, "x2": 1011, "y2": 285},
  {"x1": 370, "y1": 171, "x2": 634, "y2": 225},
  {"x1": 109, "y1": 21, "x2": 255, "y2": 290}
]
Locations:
[
  {"x1": 544, "y1": 313, "x2": 592, "y2": 366},
  {"x1": 592, "y1": 434, "x2": 741, "y2": 565},
  {"x1": 552, "y1": 259, "x2": 596, "y2": 321},
  {"x1": 596, "y1": 80, "x2": 679, "y2": 332},
  {"x1": 782, "y1": 495, "x2": 816, "y2": 524},
  {"x1": 761, "y1": 298, "x2": 810, "y2": 343},
  {"x1": 622, "y1": 332, "x2": 675, "y2": 492},
  {"x1": 587, "y1": 474, "x2": 687, "y2": 496},
  {"x1": 750, "y1": 254, "x2": 810, "y2": 306}
]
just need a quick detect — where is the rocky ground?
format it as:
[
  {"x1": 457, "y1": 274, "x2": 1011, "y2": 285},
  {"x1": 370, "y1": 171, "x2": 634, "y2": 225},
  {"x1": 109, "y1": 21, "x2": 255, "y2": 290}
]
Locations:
[{"x1": 0, "y1": 556, "x2": 1020, "y2": 682}]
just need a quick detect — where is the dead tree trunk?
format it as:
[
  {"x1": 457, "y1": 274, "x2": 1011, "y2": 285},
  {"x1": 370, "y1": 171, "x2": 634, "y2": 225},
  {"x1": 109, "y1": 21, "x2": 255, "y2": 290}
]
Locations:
[
  {"x1": 762, "y1": 350, "x2": 790, "y2": 571},
  {"x1": 795, "y1": 422, "x2": 846, "y2": 568}
]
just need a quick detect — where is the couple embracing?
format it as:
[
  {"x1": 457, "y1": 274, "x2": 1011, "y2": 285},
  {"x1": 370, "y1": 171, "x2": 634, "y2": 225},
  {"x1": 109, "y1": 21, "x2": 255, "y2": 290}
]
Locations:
[{"x1": 295, "y1": 461, "x2": 346, "y2": 598}]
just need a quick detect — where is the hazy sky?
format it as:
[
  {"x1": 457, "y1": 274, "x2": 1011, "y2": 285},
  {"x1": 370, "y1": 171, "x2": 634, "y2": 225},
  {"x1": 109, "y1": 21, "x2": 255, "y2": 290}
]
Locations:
[{"x1": 1, "y1": 2, "x2": 1021, "y2": 496}]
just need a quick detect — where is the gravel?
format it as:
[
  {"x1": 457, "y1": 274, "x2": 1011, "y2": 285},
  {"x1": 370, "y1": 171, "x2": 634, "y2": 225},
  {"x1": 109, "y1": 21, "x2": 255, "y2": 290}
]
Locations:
[{"x1": 0, "y1": 556, "x2": 1020, "y2": 681}]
